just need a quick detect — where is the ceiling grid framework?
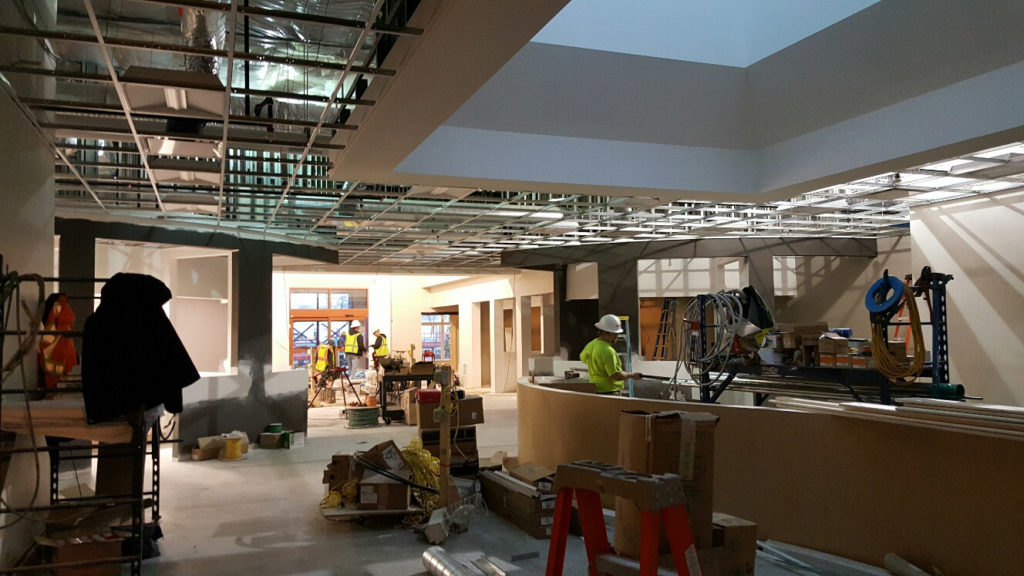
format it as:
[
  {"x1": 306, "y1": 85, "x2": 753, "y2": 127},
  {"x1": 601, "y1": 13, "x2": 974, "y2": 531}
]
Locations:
[{"x1": 0, "y1": 1, "x2": 1022, "y2": 267}]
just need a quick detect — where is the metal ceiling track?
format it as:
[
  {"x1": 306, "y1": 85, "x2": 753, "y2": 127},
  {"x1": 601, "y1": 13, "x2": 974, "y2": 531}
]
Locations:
[
  {"x1": 0, "y1": 26, "x2": 397, "y2": 77},
  {"x1": 2, "y1": 66, "x2": 375, "y2": 108},
  {"x1": 134, "y1": 0, "x2": 424, "y2": 37}
]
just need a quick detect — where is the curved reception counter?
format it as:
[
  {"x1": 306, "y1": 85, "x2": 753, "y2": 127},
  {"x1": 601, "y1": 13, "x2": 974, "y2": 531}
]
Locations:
[{"x1": 516, "y1": 381, "x2": 1022, "y2": 576}]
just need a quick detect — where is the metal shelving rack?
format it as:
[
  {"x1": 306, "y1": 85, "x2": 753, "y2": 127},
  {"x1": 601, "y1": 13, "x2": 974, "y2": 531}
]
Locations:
[
  {"x1": 692, "y1": 271, "x2": 958, "y2": 405},
  {"x1": 1, "y1": 257, "x2": 157, "y2": 575}
]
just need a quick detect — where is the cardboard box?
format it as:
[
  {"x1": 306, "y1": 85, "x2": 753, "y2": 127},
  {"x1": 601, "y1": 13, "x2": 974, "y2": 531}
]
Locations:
[
  {"x1": 401, "y1": 390, "x2": 418, "y2": 426},
  {"x1": 358, "y1": 473, "x2": 410, "y2": 510},
  {"x1": 37, "y1": 531, "x2": 124, "y2": 576},
  {"x1": 362, "y1": 440, "x2": 408, "y2": 472},
  {"x1": 192, "y1": 434, "x2": 250, "y2": 460},
  {"x1": 479, "y1": 470, "x2": 556, "y2": 539},
  {"x1": 417, "y1": 395, "x2": 485, "y2": 430},
  {"x1": 850, "y1": 355, "x2": 874, "y2": 369},
  {"x1": 888, "y1": 339, "x2": 908, "y2": 360},
  {"x1": 818, "y1": 353, "x2": 835, "y2": 367},
  {"x1": 615, "y1": 410, "x2": 719, "y2": 556},
  {"x1": 259, "y1": 432, "x2": 286, "y2": 449},
  {"x1": 818, "y1": 333, "x2": 849, "y2": 355},
  {"x1": 323, "y1": 454, "x2": 363, "y2": 492},
  {"x1": 191, "y1": 445, "x2": 221, "y2": 461},
  {"x1": 507, "y1": 462, "x2": 556, "y2": 493},
  {"x1": 776, "y1": 322, "x2": 829, "y2": 335},
  {"x1": 834, "y1": 354, "x2": 851, "y2": 368},
  {"x1": 710, "y1": 512, "x2": 758, "y2": 576},
  {"x1": 778, "y1": 332, "x2": 799, "y2": 349}
]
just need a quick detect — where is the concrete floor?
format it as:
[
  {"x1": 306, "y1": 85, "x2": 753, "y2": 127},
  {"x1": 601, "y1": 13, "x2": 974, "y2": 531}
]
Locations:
[
  {"x1": 102, "y1": 392, "x2": 808, "y2": 575},
  {"x1": 132, "y1": 392, "x2": 591, "y2": 575}
]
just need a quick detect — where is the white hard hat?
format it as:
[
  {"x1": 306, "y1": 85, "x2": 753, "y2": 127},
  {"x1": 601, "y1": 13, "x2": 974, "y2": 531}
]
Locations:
[
  {"x1": 350, "y1": 320, "x2": 361, "y2": 328},
  {"x1": 595, "y1": 314, "x2": 623, "y2": 334}
]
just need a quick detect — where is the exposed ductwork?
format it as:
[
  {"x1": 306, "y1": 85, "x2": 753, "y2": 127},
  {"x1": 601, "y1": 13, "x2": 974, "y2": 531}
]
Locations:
[{"x1": 181, "y1": 6, "x2": 226, "y2": 75}]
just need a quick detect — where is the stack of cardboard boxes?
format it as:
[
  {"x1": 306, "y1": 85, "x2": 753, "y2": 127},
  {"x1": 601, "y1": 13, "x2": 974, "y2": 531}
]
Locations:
[
  {"x1": 615, "y1": 410, "x2": 757, "y2": 576},
  {"x1": 765, "y1": 322, "x2": 830, "y2": 366},
  {"x1": 322, "y1": 440, "x2": 412, "y2": 511},
  {"x1": 479, "y1": 461, "x2": 557, "y2": 539}
]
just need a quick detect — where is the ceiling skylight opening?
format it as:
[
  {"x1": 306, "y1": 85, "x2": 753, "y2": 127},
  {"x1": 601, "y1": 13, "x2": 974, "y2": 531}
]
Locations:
[
  {"x1": 914, "y1": 176, "x2": 974, "y2": 188},
  {"x1": 974, "y1": 143, "x2": 1024, "y2": 159},
  {"x1": 921, "y1": 159, "x2": 974, "y2": 172},
  {"x1": 909, "y1": 191, "x2": 972, "y2": 202}
]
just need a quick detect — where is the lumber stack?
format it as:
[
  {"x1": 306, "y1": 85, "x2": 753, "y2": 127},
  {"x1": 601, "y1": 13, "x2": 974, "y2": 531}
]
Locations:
[{"x1": 771, "y1": 397, "x2": 1024, "y2": 441}]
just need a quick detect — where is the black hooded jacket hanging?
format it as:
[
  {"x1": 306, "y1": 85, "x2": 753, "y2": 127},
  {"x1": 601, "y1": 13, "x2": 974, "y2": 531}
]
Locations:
[{"x1": 82, "y1": 273, "x2": 200, "y2": 424}]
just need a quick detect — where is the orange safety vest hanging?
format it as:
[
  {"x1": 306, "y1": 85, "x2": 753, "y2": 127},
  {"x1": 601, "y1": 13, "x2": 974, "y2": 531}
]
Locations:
[
  {"x1": 39, "y1": 294, "x2": 78, "y2": 389},
  {"x1": 314, "y1": 343, "x2": 335, "y2": 371}
]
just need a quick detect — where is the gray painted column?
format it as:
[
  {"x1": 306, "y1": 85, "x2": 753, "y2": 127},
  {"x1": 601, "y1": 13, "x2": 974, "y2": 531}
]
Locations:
[
  {"x1": 598, "y1": 259, "x2": 639, "y2": 348},
  {"x1": 746, "y1": 251, "x2": 776, "y2": 315},
  {"x1": 58, "y1": 233, "x2": 96, "y2": 329},
  {"x1": 236, "y1": 239, "x2": 273, "y2": 397}
]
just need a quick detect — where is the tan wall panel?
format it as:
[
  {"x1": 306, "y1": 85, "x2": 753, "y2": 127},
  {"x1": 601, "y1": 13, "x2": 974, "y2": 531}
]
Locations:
[{"x1": 517, "y1": 382, "x2": 1023, "y2": 576}]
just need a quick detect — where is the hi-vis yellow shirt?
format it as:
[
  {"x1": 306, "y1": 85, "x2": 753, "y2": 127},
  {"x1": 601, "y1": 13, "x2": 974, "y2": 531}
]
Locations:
[{"x1": 580, "y1": 337, "x2": 623, "y2": 393}]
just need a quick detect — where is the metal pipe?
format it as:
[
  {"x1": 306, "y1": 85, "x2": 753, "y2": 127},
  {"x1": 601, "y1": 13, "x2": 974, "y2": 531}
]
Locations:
[{"x1": 422, "y1": 546, "x2": 476, "y2": 576}]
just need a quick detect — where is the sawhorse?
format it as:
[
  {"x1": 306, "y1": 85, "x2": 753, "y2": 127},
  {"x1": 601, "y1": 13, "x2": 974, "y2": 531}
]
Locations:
[{"x1": 546, "y1": 461, "x2": 703, "y2": 576}]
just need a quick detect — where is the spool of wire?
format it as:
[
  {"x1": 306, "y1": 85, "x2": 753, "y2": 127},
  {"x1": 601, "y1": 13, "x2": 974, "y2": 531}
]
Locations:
[
  {"x1": 866, "y1": 275, "x2": 926, "y2": 382},
  {"x1": 345, "y1": 406, "x2": 381, "y2": 428},
  {"x1": 681, "y1": 290, "x2": 746, "y2": 383}
]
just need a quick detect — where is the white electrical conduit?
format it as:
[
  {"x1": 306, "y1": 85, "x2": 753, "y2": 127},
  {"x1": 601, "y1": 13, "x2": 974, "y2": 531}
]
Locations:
[{"x1": 681, "y1": 290, "x2": 746, "y2": 385}]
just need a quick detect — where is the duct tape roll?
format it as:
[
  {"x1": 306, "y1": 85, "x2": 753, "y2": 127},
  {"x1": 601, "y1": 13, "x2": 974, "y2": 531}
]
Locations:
[
  {"x1": 422, "y1": 546, "x2": 475, "y2": 576},
  {"x1": 220, "y1": 437, "x2": 243, "y2": 461}
]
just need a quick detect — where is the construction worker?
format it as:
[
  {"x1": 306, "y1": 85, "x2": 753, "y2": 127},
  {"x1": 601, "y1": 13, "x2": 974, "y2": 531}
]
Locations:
[
  {"x1": 371, "y1": 329, "x2": 389, "y2": 370},
  {"x1": 580, "y1": 314, "x2": 640, "y2": 394},
  {"x1": 344, "y1": 320, "x2": 368, "y2": 372}
]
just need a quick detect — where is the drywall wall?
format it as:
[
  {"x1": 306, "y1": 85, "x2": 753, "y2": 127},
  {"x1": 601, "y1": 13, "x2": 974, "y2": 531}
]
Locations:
[
  {"x1": 566, "y1": 262, "x2": 599, "y2": 300},
  {"x1": 911, "y1": 193, "x2": 1024, "y2": 406},
  {"x1": 773, "y1": 235, "x2": 911, "y2": 337},
  {"x1": 637, "y1": 257, "x2": 745, "y2": 297},
  {"x1": 177, "y1": 369, "x2": 308, "y2": 456},
  {"x1": 0, "y1": 48, "x2": 56, "y2": 563},
  {"x1": 517, "y1": 382, "x2": 1023, "y2": 575}
]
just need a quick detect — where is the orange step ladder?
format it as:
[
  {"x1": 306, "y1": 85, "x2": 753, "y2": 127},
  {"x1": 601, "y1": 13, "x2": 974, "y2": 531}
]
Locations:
[{"x1": 545, "y1": 461, "x2": 703, "y2": 576}]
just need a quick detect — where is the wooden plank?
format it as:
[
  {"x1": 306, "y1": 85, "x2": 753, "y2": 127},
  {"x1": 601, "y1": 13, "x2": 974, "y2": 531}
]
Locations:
[{"x1": 899, "y1": 398, "x2": 1024, "y2": 419}]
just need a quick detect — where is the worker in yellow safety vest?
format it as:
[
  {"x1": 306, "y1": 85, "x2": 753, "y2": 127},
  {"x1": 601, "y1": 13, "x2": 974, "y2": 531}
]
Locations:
[
  {"x1": 580, "y1": 314, "x2": 641, "y2": 394},
  {"x1": 371, "y1": 329, "x2": 389, "y2": 370},
  {"x1": 344, "y1": 320, "x2": 368, "y2": 371}
]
